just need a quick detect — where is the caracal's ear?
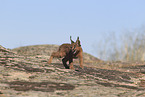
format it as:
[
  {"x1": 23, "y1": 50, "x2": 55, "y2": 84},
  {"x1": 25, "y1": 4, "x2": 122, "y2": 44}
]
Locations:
[
  {"x1": 70, "y1": 36, "x2": 75, "y2": 44},
  {"x1": 76, "y1": 36, "x2": 81, "y2": 46}
]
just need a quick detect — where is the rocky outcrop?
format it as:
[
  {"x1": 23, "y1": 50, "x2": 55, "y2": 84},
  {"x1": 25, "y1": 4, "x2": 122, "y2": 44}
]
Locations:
[{"x1": 0, "y1": 45, "x2": 145, "y2": 97}]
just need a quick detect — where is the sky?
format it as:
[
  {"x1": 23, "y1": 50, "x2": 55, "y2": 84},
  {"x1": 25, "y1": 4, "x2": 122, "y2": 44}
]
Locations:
[{"x1": 0, "y1": 0, "x2": 145, "y2": 59}]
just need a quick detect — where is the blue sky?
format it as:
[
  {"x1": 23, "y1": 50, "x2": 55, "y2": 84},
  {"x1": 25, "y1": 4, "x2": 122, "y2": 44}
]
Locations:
[{"x1": 0, "y1": 0, "x2": 145, "y2": 58}]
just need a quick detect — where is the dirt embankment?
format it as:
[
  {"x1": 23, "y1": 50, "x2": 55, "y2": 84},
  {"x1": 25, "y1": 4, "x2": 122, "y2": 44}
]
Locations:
[{"x1": 0, "y1": 45, "x2": 145, "y2": 97}]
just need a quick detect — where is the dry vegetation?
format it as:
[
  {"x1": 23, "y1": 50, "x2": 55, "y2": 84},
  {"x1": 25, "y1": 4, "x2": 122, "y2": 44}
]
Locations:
[{"x1": 95, "y1": 28, "x2": 145, "y2": 62}]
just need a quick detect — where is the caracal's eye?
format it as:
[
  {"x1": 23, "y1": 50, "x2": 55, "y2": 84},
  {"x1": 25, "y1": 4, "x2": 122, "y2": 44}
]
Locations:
[{"x1": 74, "y1": 46, "x2": 76, "y2": 49}]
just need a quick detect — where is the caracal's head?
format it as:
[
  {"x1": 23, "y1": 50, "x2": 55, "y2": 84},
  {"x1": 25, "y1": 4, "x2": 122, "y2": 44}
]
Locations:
[{"x1": 70, "y1": 36, "x2": 81, "y2": 54}]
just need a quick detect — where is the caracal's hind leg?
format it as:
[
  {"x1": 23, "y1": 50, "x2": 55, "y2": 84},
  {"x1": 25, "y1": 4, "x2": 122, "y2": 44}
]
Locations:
[{"x1": 48, "y1": 52, "x2": 64, "y2": 64}]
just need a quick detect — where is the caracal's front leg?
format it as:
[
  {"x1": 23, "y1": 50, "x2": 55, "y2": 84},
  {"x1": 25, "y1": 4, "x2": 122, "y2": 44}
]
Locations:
[
  {"x1": 62, "y1": 57, "x2": 69, "y2": 69},
  {"x1": 69, "y1": 58, "x2": 75, "y2": 70},
  {"x1": 79, "y1": 53, "x2": 83, "y2": 69}
]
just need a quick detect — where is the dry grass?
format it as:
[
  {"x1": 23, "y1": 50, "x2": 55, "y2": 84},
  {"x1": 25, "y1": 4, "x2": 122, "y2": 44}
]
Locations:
[{"x1": 94, "y1": 28, "x2": 145, "y2": 62}]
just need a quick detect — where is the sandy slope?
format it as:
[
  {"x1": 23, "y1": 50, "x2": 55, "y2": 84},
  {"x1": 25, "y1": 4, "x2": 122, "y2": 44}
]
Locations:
[{"x1": 0, "y1": 45, "x2": 145, "y2": 97}]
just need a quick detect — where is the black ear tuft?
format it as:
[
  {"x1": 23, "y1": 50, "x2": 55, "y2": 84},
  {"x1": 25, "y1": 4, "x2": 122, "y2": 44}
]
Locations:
[
  {"x1": 70, "y1": 36, "x2": 74, "y2": 44},
  {"x1": 76, "y1": 36, "x2": 81, "y2": 46},
  {"x1": 77, "y1": 36, "x2": 79, "y2": 40}
]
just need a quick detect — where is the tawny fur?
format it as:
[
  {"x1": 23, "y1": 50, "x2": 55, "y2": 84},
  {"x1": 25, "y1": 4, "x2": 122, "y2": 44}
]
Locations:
[{"x1": 48, "y1": 37, "x2": 83, "y2": 70}]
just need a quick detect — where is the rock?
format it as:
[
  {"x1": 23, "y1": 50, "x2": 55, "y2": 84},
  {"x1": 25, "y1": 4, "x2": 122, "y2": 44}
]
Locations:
[{"x1": 0, "y1": 45, "x2": 145, "y2": 97}]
